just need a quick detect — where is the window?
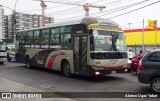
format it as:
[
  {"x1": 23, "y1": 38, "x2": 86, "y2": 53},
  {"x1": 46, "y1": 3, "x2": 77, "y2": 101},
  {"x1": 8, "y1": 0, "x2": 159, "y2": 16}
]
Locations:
[
  {"x1": 41, "y1": 29, "x2": 50, "y2": 44},
  {"x1": 61, "y1": 34, "x2": 71, "y2": 43},
  {"x1": 60, "y1": 26, "x2": 72, "y2": 43},
  {"x1": 60, "y1": 26, "x2": 72, "y2": 33},
  {"x1": 17, "y1": 32, "x2": 27, "y2": 41},
  {"x1": 26, "y1": 31, "x2": 33, "y2": 43},
  {"x1": 51, "y1": 28, "x2": 60, "y2": 43},
  {"x1": 148, "y1": 52, "x2": 160, "y2": 62},
  {"x1": 34, "y1": 30, "x2": 40, "y2": 44},
  {"x1": 75, "y1": 24, "x2": 87, "y2": 34}
]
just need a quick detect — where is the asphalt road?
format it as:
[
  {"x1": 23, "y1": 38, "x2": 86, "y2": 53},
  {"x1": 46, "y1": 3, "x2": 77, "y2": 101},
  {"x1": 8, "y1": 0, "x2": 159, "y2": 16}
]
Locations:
[{"x1": 0, "y1": 62, "x2": 159, "y2": 101}]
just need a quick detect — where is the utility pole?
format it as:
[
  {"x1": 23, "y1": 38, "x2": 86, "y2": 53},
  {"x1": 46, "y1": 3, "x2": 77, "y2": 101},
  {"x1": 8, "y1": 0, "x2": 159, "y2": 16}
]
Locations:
[
  {"x1": 13, "y1": 10, "x2": 16, "y2": 44},
  {"x1": 142, "y1": 19, "x2": 145, "y2": 53},
  {"x1": 41, "y1": 0, "x2": 47, "y2": 26},
  {"x1": 128, "y1": 23, "x2": 131, "y2": 29}
]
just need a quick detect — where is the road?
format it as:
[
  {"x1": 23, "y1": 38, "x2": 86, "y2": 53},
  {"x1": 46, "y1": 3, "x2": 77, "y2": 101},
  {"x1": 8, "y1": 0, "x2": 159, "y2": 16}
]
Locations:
[{"x1": 0, "y1": 62, "x2": 159, "y2": 101}]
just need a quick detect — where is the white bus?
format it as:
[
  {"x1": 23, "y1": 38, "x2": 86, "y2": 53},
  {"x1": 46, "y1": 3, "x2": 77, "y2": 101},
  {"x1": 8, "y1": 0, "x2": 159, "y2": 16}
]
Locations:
[
  {"x1": 0, "y1": 40, "x2": 7, "y2": 64},
  {"x1": 16, "y1": 17, "x2": 128, "y2": 77}
]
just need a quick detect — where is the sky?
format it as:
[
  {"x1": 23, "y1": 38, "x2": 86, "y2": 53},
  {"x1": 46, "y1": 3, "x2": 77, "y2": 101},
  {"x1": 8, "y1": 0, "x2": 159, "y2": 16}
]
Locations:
[{"x1": 0, "y1": 0, "x2": 160, "y2": 30}]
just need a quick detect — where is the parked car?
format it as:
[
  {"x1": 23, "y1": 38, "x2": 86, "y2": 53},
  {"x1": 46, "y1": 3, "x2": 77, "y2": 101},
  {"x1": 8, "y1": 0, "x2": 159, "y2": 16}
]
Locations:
[
  {"x1": 126, "y1": 51, "x2": 135, "y2": 71},
  {"x1": 138, "y1": 50, "x2": 160, "y2": 92},
  {"x1": 6, "y1": 44, "x2": 15, "y2": 61},
  {"x1": 130, "y1": 54, "x2": 144, "y2": 74}
]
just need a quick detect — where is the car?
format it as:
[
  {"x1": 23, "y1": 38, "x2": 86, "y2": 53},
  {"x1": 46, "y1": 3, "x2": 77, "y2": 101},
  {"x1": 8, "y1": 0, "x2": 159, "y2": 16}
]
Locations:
[
  {"x1": 6, "y1": 44, "x2": 15, "y2": 61},
  {"x1": 138, "y1": 50, "x2": 160, "y2": 92},
  {"x1": 125, "y1": 51, "x2": 135, "y2": 71},
  {"x1": 130, "y1": 54, "x2": 144, "y2": 74}
]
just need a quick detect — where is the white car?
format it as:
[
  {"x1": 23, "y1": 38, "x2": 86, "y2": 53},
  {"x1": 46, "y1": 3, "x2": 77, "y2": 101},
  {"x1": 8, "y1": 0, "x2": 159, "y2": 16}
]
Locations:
[{"x1": 126, "y1": 51, "x2": 135, "y2": 69}]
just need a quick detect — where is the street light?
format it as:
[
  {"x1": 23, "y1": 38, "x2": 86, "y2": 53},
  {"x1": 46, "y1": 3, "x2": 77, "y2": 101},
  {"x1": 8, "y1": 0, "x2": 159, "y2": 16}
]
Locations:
[{"x1": 13, "y1": 0, "x2": 20, "y2": 44}]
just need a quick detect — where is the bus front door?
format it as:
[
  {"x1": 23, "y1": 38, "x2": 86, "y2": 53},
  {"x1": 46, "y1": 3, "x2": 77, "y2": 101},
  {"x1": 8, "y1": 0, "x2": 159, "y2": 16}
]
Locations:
[
  {"x1": 74, "y1": 36, "x2": 87, "y2": 74},
  {"x1": 18, "y1": 39, "x2": 26, "y2": 63}
]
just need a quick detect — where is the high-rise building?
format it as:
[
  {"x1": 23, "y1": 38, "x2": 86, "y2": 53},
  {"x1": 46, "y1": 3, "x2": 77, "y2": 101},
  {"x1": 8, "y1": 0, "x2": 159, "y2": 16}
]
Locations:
[
  {"x1": 0, "y1": 8, "x2": 5, "y2": 39},
  {"x1": 4, "y1": 12, "x2": 54, "y2": 39},
  {"x1": 4, "y1": 15, "x2": 8, "y2": 38}
]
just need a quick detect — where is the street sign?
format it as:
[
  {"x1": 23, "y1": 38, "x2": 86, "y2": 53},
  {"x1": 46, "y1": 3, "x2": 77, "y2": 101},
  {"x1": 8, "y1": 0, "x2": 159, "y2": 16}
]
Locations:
[{"x1": 148, "y1": 20, "x2": 157, "y2": 30}]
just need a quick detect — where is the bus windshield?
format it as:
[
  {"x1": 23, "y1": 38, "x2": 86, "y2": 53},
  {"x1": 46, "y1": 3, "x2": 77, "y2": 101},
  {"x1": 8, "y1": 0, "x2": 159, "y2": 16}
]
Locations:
[
  {"x1": 90, "y1": 30, "x2": 126, "y2": 52},
  {"x1": 0, "y1": 45, "x2": 6, "y2": 51}
]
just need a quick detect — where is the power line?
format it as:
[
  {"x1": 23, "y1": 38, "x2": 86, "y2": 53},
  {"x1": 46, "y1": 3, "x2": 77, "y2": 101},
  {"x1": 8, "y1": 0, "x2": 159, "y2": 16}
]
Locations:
[
  {"x1": 46, "y1": 0, "x2": 144, "y2": 16},
  {"x1": 108, "y1": 0, "x2": 160, "y2": 19},
  {"x1": 45, "y1": 0, "x2": 104, "y2": 15},
  {"x1": 53, "y1": 0, "x2": 159, "y2": 22},
  {"x1": 46, "y1": 0, "x2": 135, "y2": 15},
  {"x1": 52, "y1": 0, "x2": 150, "y2": 18},
  {"x1": 19, "y1": 0, "x2": 86, "y2": 12},
  {"x1": 94, "y1": 0, "x2": 152, "y2": 16}
]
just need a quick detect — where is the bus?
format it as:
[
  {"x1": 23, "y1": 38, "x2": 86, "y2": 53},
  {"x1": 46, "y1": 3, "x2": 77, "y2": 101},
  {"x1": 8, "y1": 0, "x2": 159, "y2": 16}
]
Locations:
[
  {"x1": 6, "y1": 44, "x2": 15, "y2": 61},
  {"x1": 16, "y1": 17, "x2": 128, "y2": 77},
  {"x1": 0, "y1": 40, "x2": 7, "y2": 64}
]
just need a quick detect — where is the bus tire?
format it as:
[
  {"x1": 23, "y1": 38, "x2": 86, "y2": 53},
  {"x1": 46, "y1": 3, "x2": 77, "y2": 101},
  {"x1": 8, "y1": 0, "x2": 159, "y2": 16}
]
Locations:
[
  {"x1": 0, "y1": 62, "x2": 4, "y2": 64},
  {"x1": 62, "y1": 61, "x2": 72, "y2": 77},
  {"x1": 26, "y1": 57, "x2": 32, "y2": 69}
]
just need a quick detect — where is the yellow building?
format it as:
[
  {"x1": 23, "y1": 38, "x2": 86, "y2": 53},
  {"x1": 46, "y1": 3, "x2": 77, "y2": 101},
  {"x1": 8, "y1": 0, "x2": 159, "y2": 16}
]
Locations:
[{"x1": 124, "y1": 28, "x2": 160, "y2": 46}]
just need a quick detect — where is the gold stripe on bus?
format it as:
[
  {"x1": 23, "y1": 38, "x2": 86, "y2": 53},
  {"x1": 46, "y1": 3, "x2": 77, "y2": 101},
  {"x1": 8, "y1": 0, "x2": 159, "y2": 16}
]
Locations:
[
  {"x1": 74, "y1": 51, "x2": 79, "y2": 59},
  {"x1": 88, "y1": 24, "x2": 123, "y2": 32},
  {"x1": 82, "y1": 54, "x2": 87, "y2": 61},
  {"x1": 75, "y1": 47, "x2": 79, "y2": 54},
  {"x1": 82, "y1": 53, "x2": 86, "y2": 61},
  {"x1": 82, "y1": 48, "x2": 87, "y2": 56}
]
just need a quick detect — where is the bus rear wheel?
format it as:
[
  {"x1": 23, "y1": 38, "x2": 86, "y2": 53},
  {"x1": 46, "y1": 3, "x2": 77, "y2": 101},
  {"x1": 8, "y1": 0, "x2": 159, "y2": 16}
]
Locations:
[
  {"x1": 62, "y1": 61, "x2": 72, "y2": 77},
  {"x1": 26, "y1": 57, "x2": 32, "y2": 69}
]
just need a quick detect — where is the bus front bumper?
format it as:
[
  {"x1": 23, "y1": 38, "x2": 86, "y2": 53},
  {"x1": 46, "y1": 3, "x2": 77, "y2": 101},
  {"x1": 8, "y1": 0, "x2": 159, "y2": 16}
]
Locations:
[
  {"x1": 88, "y1": 65, "x2": 128, "y2": 76},
  {"x1": 0, "y1": 58, "x2": 7, "y2": 63}
]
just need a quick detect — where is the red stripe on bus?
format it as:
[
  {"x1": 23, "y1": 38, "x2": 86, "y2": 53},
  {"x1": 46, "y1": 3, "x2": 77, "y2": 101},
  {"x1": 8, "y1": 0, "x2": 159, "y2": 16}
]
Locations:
[{"x1": 47, "y1": 55, "x2": 58, "y2": 69}]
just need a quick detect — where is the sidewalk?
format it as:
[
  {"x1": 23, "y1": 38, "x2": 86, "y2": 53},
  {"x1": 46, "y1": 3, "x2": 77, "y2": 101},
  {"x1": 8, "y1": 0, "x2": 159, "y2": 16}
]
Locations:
[{"x1": 0, "y1": 77, "x2": 76, "y2": 101}]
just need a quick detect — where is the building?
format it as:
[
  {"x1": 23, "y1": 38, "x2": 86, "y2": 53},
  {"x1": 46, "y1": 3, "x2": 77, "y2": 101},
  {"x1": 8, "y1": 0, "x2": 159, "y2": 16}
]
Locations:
[
  {"x1": 39, "y1": 16, "x2": 54, "y2": 27},
  {"x1": 4, "y1": 12, "x2": 54, "y2": 39},
  {"x1": 0, "y1": 8, "x2": 5, "y2": 39},
  {"x1": 124, "y1": 28, "x2": 160, "y2": 53},
  {"x1": 4, "y1": 15, "x2": 8, "y2": 38}
]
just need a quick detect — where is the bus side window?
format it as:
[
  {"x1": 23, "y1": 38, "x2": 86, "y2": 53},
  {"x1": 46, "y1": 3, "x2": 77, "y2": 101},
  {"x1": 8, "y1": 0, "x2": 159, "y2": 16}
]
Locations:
[
  {"x1": 60, "y1": 26, "x2": 72, "y2": 43},
  {"x1": 26, "y1": 31, "x2": 33, "y2": 44},
  {"x1": 51, "y1": 28, "x2": 60, "y2": 44},
  {"x1": 34, "y1": 30, "x2": 40, "y2": 44},
  {"x1": 61, "y1": 34, "x2": 71, "y2": 43},
  {"x1": 41, "y1": 29, "x2": 50, "y2": 45}
]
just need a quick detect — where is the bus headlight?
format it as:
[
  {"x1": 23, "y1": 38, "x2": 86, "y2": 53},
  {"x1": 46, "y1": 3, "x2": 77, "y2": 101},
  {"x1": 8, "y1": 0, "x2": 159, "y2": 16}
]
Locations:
[{"x1": 91, "y1": 66, "x2": 104, "y2": 70}]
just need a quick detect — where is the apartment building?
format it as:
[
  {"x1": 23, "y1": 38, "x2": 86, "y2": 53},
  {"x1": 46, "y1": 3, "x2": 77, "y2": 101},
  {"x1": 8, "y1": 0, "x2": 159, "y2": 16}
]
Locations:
[
  {"x1": 0, "y1": 8, "x2": 5, "y2": 39},
  {"x1": 4, "y1": 12, "x2": 54, "y2": 39}
]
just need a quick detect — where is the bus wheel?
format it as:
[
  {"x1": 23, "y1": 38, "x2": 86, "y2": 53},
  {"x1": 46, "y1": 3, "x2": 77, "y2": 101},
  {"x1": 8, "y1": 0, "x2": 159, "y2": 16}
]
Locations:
[
  {"x1": 26, "y1": 57, "x2": 32, "y2": 69},
  {"x1": 0, "y1": 62, "x2": 4, "y2": 64},
  {"x1": 62, "y1": 61, "x2": 72, "y2": 77}
]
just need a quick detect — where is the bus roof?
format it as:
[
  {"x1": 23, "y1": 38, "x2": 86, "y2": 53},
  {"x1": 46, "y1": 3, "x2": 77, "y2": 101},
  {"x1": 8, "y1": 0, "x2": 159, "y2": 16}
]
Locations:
[{"x1": 17, "y1": 17, "x2": 119, "y2": 32}]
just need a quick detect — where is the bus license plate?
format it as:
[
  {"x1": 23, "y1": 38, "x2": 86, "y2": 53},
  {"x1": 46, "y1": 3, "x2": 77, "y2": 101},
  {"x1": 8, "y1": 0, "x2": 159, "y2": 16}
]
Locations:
[{"x1": 111, "y1": 71, "x2": 116, "y2": 74}]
